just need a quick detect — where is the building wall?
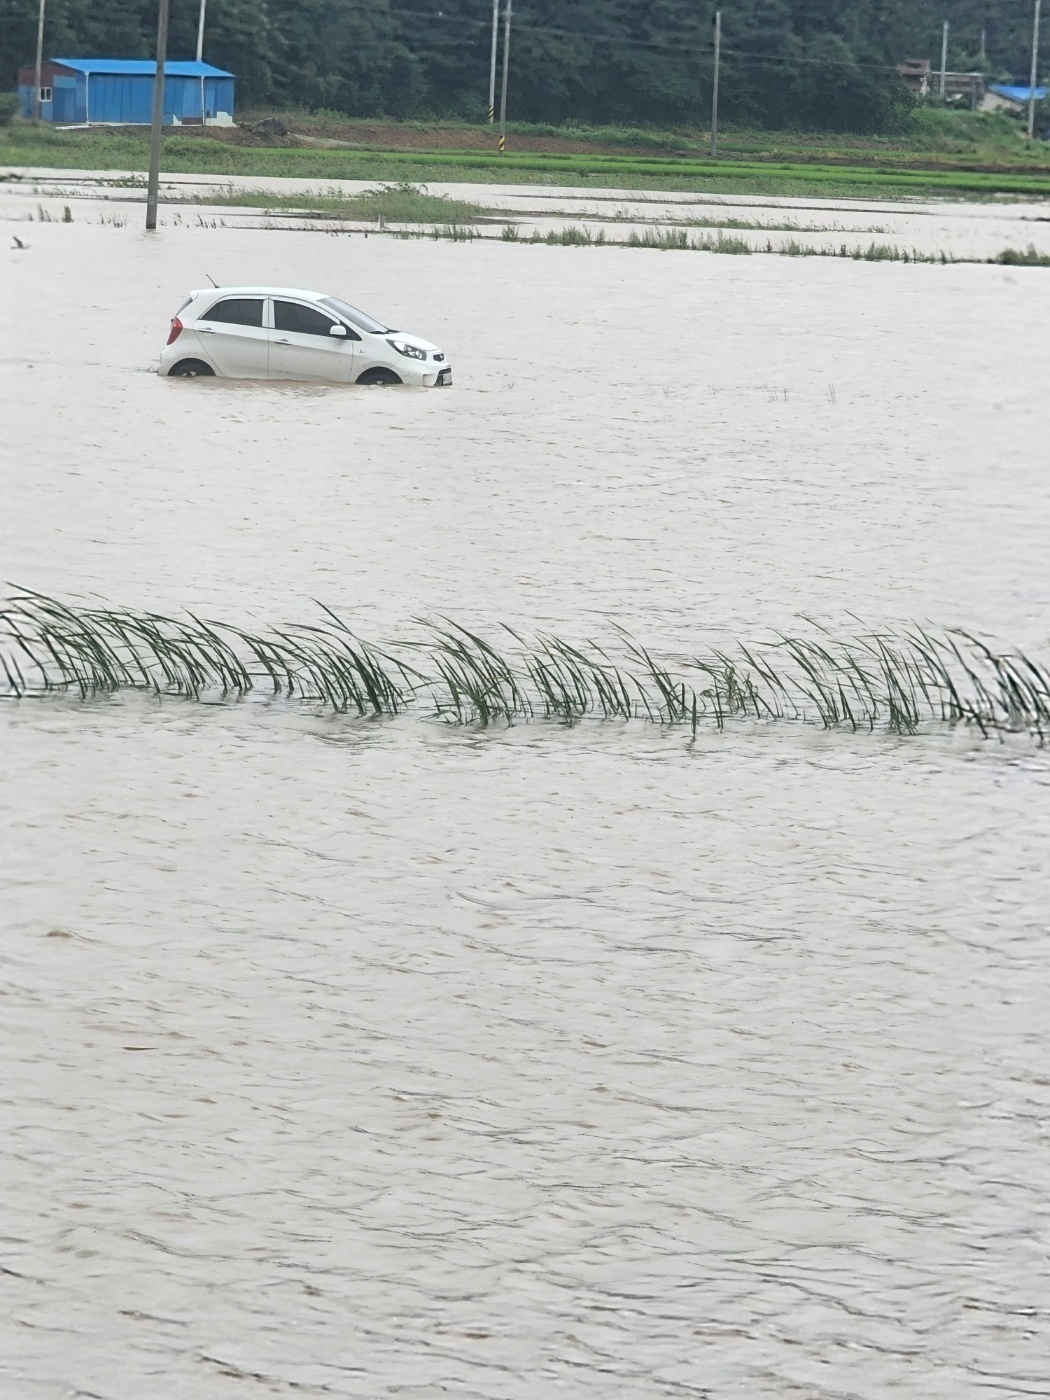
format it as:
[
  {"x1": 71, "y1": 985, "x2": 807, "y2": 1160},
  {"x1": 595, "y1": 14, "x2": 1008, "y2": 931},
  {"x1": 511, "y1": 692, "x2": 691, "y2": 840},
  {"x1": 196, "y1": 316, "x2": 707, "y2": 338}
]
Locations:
[
  {"x1": 53, "y1": 75, "x2": 82, "y2": 122},
  {"x1": 16, "y1": 60, "x2": 68, "y2": 120},
  {"x1": 16, "y1": 63, "x2": 234, "y2": 125},
  {"x1": 17, "y1": 86, "x2": 50, "y2": 120},
  {"x1": 88, "y1": 72, "x2": 153, "y2": 123},
  {"x1": 205, "y1": 76, "x2": 234, "y2": 121}
]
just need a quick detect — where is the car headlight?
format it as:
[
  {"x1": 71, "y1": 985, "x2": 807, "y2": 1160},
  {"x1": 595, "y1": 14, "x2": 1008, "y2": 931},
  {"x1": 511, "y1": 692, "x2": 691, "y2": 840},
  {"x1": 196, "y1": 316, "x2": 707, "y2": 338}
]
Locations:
[{"x1": 387, "y1": 339, "x2": 427, "y2": 361}]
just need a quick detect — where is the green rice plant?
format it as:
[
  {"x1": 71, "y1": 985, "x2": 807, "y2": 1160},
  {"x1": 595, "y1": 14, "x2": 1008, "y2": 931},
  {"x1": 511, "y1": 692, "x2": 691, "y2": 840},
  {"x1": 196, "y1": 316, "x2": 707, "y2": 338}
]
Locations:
[
  {"x1": 544, "y1": 224, "x2": 593, "y2": 245},
  {"x1": 620, "y1": 631, "x2": 693, "y2": 723},
  {"x1": 525, "y1": 224, "x2": 607, "y2": 246},
  {"x1": 698, "y1": 232, "x2": 753, "y2": 255},
  {"x1": 955, "y1": 629, "x2": 1050, "y2": 738},
  {"x1": 627, "y1": 226, "x2": 690, "y2": 250},
  {"x1": 431, "y1": 222, "x2": 476, "y2": 241},
  {"x1": 541, "y1": 634, "x2": 636, "y2": 720},
  {"x1": 415, "y1": 621, "x2": 530, "y2": 724},
  {"x1": 992, "y1": 245, "x2": 1050, "y2": 267},
  {"x1": 855, "y1": 242, "x2": 897, "y2": 261},
  {"x1": 5, "y1": 591, "x2": 1050, "y2": 742}
]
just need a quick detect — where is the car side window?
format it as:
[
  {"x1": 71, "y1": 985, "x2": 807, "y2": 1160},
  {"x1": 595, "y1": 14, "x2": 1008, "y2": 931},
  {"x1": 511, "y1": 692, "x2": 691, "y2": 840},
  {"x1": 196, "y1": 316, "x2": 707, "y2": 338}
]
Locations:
[
  {"x1": 200, "y1": 298, "x2": 265, "y2": 327},
  {"x1": 274, "y1": 300, "x2": 351, "y2": 337}
]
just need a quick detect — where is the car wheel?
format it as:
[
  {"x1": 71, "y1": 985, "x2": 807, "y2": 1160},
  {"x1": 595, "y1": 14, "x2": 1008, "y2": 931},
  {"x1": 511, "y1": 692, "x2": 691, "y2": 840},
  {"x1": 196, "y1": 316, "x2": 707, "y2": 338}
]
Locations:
[
  {"x1": 168, "y1": 359, "x2": 216, "y2": 378},
  {"x1": 356, "y1": 367, "x2": 403, "y2": 386}
]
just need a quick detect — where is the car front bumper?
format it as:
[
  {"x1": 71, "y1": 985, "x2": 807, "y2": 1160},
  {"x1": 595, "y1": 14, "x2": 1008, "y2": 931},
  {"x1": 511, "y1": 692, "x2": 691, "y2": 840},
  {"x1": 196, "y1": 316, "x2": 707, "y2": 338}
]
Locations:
[{"x1": 421, "y1": 365, "x2": 453, "y2": 387}]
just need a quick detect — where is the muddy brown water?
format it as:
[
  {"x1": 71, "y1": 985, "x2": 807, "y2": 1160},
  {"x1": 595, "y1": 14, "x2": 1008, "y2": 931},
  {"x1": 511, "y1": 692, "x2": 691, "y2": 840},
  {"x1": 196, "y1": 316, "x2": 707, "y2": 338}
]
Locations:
[{"x1": 2, "y1": 205, "x2": 1050, "y2": 1398}]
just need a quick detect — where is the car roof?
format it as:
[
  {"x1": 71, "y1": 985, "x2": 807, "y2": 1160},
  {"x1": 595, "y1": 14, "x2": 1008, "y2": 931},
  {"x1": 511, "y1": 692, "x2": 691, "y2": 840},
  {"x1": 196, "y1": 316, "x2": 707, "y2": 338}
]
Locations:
[{"x1": 191, "y1": 286, "x2": 329, "y2": 301}]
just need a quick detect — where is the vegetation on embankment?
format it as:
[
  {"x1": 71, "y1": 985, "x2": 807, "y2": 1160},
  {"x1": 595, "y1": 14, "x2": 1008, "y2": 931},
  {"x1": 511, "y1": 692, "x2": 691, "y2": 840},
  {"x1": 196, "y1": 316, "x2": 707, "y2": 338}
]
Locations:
[
  {"x1": 189, "y1": 182, "x2": 488, "y2": 223},
  {"x1": 3, "y1": 111, "x2": 1050, "y2": 201},
  {"x1": 4, "y1": 592, "x2": 1050, "y2": 741},
  {"x1": 235, "y1": 107, "x2": 1050, "y2": 173}
]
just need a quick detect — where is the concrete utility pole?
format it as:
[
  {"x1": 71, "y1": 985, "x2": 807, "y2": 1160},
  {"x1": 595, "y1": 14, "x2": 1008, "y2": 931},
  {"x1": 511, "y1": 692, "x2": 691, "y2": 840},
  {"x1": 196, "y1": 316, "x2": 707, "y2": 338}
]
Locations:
[
  {"x1": 33, "y1": 0, "x2": 46, "y2": 124},
  {"x1": 146, "y1": 0, "x2": 170, "y2": 231},
  {"x1": 498, "y1": 0, "x2": 512, "y2": 152},
  {"x1": 979, "y1": 24, "x2": 987, "y2": 70},
  {"x1": 710, "y1": 10, "x2": 722, "y2": 158},
  {"x1": 487, "y1": 0, "x2": 499, "y2": 121},
  {"x1": 939, "y1": 19, "x2": 949, "y2": 99},
  {"x1": 1028, "y1": 0, "x2": 1043, "y2": 142},
  {"x1": 196, "y1": 0, "x2": 207, "y2": 128}
]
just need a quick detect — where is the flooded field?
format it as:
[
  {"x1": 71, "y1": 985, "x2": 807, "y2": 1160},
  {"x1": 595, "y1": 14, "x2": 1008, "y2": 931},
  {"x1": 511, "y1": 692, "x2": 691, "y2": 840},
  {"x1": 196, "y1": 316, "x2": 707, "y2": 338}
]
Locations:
[
  {"x1": 7, "y1": 167, "x2": 1050, "y2": 260},
  {"x1": 3, "y1": 187, "x2": 1050, "y2": 1398}
]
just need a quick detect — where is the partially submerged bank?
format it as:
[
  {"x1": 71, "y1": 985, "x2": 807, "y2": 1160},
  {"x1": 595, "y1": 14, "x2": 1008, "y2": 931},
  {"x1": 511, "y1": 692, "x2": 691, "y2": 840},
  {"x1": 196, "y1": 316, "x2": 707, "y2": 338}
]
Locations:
[
  {"x1": 4, "y1": 120, "x2": 1050, "y2": 202},
  {"x1": 11, "y1": 178, "x2": 1050, "y2": 267},
  {"x1": 4, "y1": 592, "x2": 1050, "y2": 741}
]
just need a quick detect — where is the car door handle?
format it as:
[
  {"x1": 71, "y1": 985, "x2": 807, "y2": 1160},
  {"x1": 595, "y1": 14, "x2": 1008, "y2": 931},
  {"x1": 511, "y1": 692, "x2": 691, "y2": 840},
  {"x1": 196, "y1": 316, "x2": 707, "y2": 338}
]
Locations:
[
  {"x1": 275, "y1": 338, "x2": 291, "y2": 344},
  {"x1": 198, "y1": 326, "x2": 214, "y2": 333}
]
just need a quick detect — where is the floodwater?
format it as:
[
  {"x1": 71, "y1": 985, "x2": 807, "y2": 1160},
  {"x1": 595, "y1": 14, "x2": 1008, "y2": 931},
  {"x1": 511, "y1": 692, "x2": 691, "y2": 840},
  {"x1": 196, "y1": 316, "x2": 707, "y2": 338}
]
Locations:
[
  {"x1": 3, "y1": 190, "x2": 1050, "y2": 1398},
  {"x1": 7, "y1": 167, "x2": 1050, "y2": 259}
]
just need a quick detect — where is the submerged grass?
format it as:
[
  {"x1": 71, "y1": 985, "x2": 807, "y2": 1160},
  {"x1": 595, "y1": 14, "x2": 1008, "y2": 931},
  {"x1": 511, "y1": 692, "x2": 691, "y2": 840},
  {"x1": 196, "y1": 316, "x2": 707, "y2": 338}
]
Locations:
[
  {"x1": 189, "y1": 180, "x2": 485, "y2": 224},
  {"x1": 372, "y1": 220, "x2": 1004, "y2": 264},
  {"x1": 3, "y1": 591, "x2": 1049, "y2": 741},
  {"x1": 992, "y1": 244, "x2": 1050, "y2": 266}
]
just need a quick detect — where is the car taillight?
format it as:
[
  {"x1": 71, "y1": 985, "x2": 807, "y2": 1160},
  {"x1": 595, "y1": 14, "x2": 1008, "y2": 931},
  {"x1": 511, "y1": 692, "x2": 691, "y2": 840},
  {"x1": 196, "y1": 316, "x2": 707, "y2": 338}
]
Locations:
[{"x1": 167, "y1": 317, "x2": 183, "y2": 345}]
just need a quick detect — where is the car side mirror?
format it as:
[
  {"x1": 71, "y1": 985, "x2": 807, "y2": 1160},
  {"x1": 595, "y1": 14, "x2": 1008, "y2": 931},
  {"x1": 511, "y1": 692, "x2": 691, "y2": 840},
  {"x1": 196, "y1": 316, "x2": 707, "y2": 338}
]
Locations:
[{"x1": 329, "y1": 323, "x2": 347, "y2": 337}]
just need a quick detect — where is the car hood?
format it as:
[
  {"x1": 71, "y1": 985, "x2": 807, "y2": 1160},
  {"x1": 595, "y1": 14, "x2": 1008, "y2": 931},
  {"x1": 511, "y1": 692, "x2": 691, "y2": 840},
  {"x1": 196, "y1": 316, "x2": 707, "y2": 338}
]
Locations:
[{"x1": 383, "y1": 332, "x2": 440, "y2": 354}]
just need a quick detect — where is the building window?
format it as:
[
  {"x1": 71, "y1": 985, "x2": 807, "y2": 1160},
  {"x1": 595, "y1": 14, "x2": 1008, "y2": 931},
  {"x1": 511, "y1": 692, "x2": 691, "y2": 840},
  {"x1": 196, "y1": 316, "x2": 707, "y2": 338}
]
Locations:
[{"x1": 39, "y1": 86, "x2": 52, "y2": 103}]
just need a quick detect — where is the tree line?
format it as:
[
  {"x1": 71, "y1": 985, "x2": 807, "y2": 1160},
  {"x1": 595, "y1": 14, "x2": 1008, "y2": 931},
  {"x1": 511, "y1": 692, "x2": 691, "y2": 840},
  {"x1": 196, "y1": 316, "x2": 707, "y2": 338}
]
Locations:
[{"x1": 0, "y1": 1, "x2": 1041, "y2": 133}]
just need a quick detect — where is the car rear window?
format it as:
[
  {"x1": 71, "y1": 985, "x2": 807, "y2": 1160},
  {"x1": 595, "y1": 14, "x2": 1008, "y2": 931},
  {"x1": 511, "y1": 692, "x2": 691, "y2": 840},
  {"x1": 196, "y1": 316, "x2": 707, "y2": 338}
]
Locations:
[
  {"x1": 273, "y1": 300, "x2": 338, "y2": 337},
  {"x1": 201, "y1": 297, "x2": 264, "y2": 327}
]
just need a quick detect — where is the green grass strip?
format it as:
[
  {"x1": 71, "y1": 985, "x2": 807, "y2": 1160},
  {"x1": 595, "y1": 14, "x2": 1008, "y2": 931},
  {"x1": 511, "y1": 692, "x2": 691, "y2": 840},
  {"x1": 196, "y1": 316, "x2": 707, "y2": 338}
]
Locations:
[{"x1": 5, "y1": 130, "x2": 1050, "y2": 199}]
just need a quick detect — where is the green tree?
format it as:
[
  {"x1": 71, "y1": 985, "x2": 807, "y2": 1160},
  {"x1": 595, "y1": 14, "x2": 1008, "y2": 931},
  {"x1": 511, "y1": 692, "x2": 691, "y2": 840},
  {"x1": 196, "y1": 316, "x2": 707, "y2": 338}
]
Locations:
[{"x1": 0, "y1": 0, "x2": 1041, "y2": 132}]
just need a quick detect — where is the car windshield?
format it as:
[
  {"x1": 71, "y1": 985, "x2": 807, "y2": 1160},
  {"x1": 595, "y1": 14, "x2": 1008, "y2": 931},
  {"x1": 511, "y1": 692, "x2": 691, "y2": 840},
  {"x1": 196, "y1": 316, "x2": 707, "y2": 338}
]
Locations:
[{"x1": 320, "y1": 297, "x2": 391, "y2": 335}]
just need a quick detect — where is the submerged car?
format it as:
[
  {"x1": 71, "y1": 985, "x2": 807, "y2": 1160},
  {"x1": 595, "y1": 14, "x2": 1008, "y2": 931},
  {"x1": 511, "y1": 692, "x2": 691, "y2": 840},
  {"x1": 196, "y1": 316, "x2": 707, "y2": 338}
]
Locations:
[{"x1": 160, "y1": 286, "x2": 451, "y2": 387}]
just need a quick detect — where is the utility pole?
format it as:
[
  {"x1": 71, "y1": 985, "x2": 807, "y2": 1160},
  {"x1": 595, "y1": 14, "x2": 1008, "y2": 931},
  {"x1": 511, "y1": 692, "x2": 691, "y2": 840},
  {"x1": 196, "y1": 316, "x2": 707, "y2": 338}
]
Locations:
[
  {"x1": 497, "y1": 0, "x2": 512, "y2": 153},
  {"x1": 710, "y1": 10, "x2": 722, "y2": 158},
  {"x1": 196, "y1": 0, "x2": 206, "y2": 128},
  {"x1": 146, "y1": 0, "x2": 170, "y2": 231},
  {"x1": 33, "y1": 0, "x2": 46, "y2": 124},
  {"x1": 1028, "y1": 0, "x2": 1043, "y2": 142},
  {"x1": 939, "y1": 19, "x2": 949, "y2": 99},
  {"x1": 979, "y1": 24, "x2": 987, "y2": 70},
  {"x1": 487, "y1": 0, "x2": 499, "y2": 122}
]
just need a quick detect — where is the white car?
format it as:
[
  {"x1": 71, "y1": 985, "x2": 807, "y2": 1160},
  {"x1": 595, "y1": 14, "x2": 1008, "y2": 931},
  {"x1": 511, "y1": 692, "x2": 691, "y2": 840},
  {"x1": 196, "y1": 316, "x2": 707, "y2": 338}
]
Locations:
[{"x1": 160, "y1": 286, "x2": 451, "y2": 387}]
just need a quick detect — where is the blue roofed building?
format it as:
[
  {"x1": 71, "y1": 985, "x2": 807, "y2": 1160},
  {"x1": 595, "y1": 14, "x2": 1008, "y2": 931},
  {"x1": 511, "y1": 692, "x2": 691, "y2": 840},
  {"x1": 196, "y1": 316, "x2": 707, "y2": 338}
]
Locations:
[
  {"x1": 981, "y1": 83, "x2": 1047, "y2": 115},
  {"x1": 17, "y1": 58, "x2": 235, "y2": 126}
]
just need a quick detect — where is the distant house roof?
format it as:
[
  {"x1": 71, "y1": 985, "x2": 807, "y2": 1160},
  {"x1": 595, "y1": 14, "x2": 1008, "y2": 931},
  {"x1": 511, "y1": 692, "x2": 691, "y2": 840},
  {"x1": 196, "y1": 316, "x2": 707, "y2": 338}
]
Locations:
[
  {"x1": 896, "y1": 58, "x2": 932, "y2": 94},
  {"x1": 988, "y1": 83, "x2": 1047, "y2": 103},
  {"x1": 51, "y1": 57, "x2": 233, "y2": 78}
]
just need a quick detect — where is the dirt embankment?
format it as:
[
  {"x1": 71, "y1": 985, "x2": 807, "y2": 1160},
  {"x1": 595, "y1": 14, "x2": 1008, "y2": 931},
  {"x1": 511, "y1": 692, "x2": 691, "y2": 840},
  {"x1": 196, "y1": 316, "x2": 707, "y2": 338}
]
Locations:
[
  {"x1": 59, "y1": 116, "x2": 1050, "y2": 174},
  {"x1": 149, "y1": 116, "x2": 686, "y2": 157}
]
